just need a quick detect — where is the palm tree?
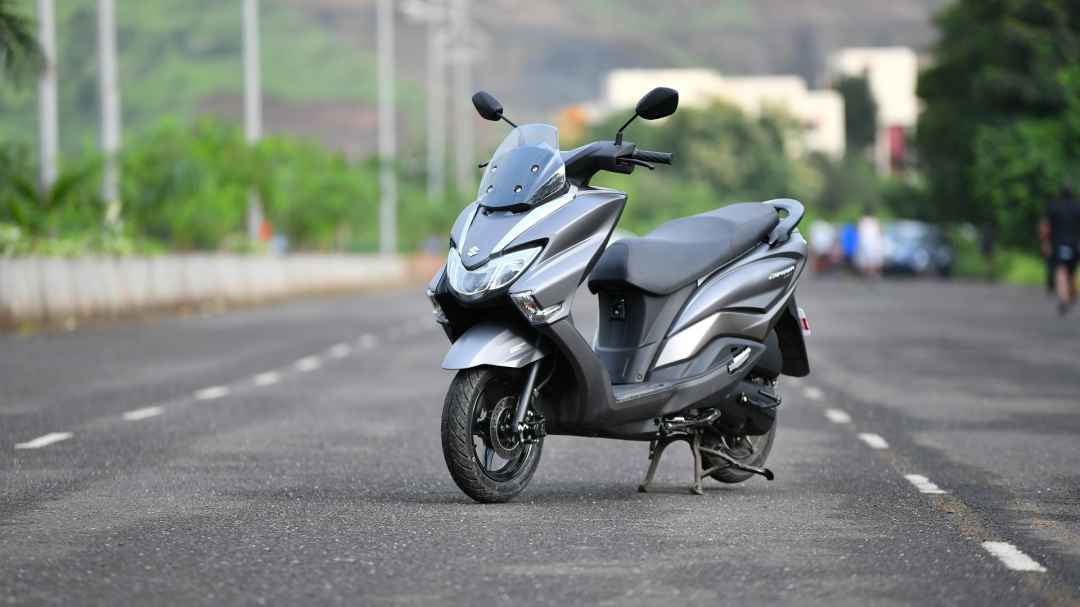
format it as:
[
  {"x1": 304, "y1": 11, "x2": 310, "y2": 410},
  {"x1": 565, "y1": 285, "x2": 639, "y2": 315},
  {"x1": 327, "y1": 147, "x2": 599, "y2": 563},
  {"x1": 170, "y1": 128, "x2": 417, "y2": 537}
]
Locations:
[{"x1": 0, "y1": 0, "x2": 42, "y2": 82}]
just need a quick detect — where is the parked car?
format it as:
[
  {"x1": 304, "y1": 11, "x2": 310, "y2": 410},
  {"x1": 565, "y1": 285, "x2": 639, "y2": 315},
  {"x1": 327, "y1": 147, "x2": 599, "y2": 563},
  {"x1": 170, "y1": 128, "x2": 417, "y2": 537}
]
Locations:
[{"x1": 883, "y1": 220, "x2": 954, "y2": 276}]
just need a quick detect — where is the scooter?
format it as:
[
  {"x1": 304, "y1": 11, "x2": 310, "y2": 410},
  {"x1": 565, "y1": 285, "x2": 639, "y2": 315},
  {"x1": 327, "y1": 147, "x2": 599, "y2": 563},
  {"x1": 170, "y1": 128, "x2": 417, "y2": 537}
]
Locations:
[{"x1": 427, "y1": 87, "x2": 811, "y2": 503}]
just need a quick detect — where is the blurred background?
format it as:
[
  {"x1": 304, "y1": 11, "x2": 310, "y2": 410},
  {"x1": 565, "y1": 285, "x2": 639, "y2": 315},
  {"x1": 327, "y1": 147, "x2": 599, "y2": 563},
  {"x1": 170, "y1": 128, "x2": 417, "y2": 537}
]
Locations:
[
  {"x1": 4, "y1": 4, "x2": 1080, "y2": 602},
  {"x1": 0, "y1": 0, "x2": 1076, "y2": 320}
]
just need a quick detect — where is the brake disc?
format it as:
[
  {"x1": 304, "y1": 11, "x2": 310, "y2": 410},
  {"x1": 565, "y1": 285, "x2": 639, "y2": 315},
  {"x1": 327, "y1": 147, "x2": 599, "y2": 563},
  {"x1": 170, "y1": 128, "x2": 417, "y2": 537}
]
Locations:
[{"x1": 488, "y1": 397, "x2": 522, "y2": 459}]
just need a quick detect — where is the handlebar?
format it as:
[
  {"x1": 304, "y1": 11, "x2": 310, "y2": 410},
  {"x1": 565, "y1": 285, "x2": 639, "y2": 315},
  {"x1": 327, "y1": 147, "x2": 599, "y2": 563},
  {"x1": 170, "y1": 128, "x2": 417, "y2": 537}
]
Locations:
[{"x1": 631, "y1": 149, "x2": 673, "y2": 165}]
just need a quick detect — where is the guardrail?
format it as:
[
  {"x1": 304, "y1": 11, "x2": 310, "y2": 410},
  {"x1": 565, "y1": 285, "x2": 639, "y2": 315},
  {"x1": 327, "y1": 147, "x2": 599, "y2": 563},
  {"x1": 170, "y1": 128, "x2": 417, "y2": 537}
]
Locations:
[{"x1": 0, "y1": 254, "x2": 407, "y2": 329}]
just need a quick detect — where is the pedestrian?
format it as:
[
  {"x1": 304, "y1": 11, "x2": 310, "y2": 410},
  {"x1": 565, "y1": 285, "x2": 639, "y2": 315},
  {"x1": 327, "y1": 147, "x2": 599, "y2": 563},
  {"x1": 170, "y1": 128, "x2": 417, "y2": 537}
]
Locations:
[
  {"x1": 856, "y1": 207, "x2": 885, "y2": 280},
  {"x1": 1040, "y1": 184, "x2": 1080, "y2": 315},
  {"x1": 840, "y1": 222, "x2": 859, "y2": 272},
  {"x1": 808, "y1": 220, "x2": 837, "y2": 273}
]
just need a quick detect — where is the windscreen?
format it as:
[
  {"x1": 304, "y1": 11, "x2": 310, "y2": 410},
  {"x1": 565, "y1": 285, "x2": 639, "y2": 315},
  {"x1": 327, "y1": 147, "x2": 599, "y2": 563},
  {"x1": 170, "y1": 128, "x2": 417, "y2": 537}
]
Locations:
[{"x1": 477, "y1": 124, "x2": 567, "y2": 210}]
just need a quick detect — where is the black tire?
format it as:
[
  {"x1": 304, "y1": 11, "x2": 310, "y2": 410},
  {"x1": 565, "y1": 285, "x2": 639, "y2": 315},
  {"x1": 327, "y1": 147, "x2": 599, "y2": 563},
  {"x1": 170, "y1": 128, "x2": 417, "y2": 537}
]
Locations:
[
  {"x1": 703, "y1": 418, "x2": 778, "y2": 484},
  {"x1": 441, "y1": 367, "x2": 543, "y2": 503}
]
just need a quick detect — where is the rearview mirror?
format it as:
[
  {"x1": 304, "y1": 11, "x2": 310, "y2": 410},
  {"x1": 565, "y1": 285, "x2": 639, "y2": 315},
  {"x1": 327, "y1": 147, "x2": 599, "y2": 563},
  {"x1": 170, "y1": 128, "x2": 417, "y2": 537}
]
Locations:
[
  {"x1": 635, "y1": 87, "x2": 679, "y2": 120},
  {"x1": 472, "y1": 91, "x2": 504, "y2": 122}
]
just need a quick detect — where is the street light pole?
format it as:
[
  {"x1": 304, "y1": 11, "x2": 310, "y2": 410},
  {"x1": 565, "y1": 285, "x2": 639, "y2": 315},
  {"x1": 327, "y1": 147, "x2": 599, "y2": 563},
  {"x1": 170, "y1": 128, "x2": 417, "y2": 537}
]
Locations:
[
  {"x1": 450, "y1": 0, "x2": 473, "y2": 195},
  {"x1": 427, "y1": 23, "x2": 447, "y2": 203},
  {"x1": 377, "y1": 0, "x2": 397, "y2": 255},
  {"x1": 401, "y1": 0, "x2": 449, "y2": 204},
  {"x1": 36, "y1": 0, "x2": 58, "y2": 191},
  {"x1": 96, "y1": 0, "x2": 122, "y2": 225},
  {"x1": 242, "y1": 0, "x2": 264, "y2": 242}
]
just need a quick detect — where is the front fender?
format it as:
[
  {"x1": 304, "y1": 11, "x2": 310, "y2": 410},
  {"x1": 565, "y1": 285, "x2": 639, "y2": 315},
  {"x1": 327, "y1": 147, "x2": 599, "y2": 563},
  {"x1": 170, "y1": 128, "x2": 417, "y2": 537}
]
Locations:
[{"x1": 441, "y1": 322, "x2": 548, "y2": 370}]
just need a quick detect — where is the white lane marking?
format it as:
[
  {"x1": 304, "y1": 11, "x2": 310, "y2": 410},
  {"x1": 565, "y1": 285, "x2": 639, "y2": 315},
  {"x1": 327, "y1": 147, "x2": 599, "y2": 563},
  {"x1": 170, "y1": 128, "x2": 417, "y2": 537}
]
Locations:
[
  {"x1": 824, "y1": 408, "x2": 852, "y2": 424},
  {"x1": 858, "y1": 433, "x2": 889, "y2": 449},
  {"x1": 15, "y1": 432, "x2": 73, "y2": 449},
  {"x1": 982, "y1": 541, "x2": 1047, "y2": 572},
  {"x1": 904, "y1": 474, "x2": 947, "y2": 495},
  {"x1": 803, "y1": 386, "x2": 824, "y2": 401},
  {"x1": 295, "y1": 356, "x2": 321, "y2": 372},
  {"x1": 328, "y1": 343, "x2": 352, "y2": 359},
  {"x1": 122, "y1": 406, "x2": 164, "y2": 421},
  {"x1": 357, "y1": 334, "x2": 379, "y2": 349},
  {"x1": 253, "y1": 371, "x2": 281, "y2": 387},
  {"x1": 195, "y1": 386, "x2": 230, "y2": 401}
]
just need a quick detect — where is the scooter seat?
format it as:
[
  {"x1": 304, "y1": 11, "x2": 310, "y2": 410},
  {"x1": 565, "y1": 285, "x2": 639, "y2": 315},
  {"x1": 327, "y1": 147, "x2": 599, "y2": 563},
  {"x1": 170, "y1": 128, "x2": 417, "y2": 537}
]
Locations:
[{"x1": 589, "y1": 203, "x2": 779, "y2": 295}]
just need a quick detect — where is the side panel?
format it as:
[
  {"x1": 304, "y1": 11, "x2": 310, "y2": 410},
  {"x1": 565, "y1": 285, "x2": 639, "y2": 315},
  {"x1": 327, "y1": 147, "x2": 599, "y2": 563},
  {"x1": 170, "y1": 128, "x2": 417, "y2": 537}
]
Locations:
[
  {"x1": 509, "y1": 189, "x2": 626, "y2": 308},
  {"x1": 654, "y1": 232, "x2": 808, "y2": 372}
]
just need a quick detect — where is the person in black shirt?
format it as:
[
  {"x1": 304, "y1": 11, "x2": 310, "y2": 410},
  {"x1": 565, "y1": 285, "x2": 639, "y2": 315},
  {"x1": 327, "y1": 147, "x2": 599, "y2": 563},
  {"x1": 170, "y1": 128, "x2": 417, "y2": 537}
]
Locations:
[{"x1": 1040, "y1": 185, "x2": 1080, "y2": 315}]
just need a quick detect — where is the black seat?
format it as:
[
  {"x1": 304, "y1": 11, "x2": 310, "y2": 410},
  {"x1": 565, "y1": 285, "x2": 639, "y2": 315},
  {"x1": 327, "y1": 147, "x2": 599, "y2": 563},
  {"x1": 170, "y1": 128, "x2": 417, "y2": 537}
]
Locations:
[{"x1": 589, "y1": 203, "x2": 779, "y2": 295}]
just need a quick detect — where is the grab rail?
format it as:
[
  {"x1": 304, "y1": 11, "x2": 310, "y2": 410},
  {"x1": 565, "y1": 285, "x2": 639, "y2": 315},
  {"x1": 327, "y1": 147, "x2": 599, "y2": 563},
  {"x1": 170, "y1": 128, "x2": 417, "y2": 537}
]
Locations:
[{"x1": 763, "y1": 198, "x2": 805, "y2": 246}]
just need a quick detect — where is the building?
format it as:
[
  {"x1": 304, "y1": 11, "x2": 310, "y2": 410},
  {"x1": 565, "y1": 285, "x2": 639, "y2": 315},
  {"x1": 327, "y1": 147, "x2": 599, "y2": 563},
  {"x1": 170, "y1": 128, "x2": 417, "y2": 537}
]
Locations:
[
  {"x1": 828, "y1": 47, "x2": 920, "y2": 173},
  {"x1": 589, "y1": 68, "x2": 846, "y2": 159}
]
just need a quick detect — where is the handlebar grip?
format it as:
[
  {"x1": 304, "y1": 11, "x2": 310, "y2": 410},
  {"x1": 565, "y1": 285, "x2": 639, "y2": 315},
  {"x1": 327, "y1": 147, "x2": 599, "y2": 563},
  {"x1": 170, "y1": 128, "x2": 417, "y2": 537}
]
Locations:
[{"x1": 632, "y1": 149, "x2": 673, "y2": 165}]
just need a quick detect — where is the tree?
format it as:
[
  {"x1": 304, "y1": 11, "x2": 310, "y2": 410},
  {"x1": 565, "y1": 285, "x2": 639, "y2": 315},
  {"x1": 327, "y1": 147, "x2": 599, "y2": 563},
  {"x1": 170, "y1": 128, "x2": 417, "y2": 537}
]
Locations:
[
  {"x1": 833, "y1": 75, "x2": 877, "y2": 156},
  {"x1": 575, "y1": 101, "x2": 824, "y2": 234},
  {"x1": 0, "y1": 0, "x2": 41, "y2": 82},
  {"x1": 917, "y1": 0, "x2": 1080, "y2": 238}
]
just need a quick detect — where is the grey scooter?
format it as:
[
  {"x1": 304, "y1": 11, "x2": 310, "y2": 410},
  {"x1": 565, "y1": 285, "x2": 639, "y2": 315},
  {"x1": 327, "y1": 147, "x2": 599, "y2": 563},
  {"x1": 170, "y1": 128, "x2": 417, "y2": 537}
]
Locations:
[{"x1": 427, "y1": 87, "x2": 812, "y2": 502}]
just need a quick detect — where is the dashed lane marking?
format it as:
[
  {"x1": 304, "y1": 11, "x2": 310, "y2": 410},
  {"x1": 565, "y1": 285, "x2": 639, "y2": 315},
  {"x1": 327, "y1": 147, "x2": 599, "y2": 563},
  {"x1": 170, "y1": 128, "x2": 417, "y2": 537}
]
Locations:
[
  {"x1": 194, "y1": 386, "x2": 229, "y2": 401},
  {"x1": 295, "y1": 356, "x2": 322, "y2": 372},
  {"x1": 122, "y1": 406, "x2": 164, "y2": 421},
  {"x1": 328, "y1": 343, "x2": 352, "y2": 359},
  {"x1": 857, "y1": 433, "x2": 889, "y2": 450},
  {"x1": 982, "y1": 541, "x2": 1047, "y2": 573},
  {"x1": 904, "y1": 474, "x2": 947, "y2": 494},
  {"x1": 803, "y1": 386, "x2": 824, "y2": 401},
  {"x1": 16, "y1": 324, "x2": 408, "y2": 450},
  {"x1": 14, "y1": 432, "x2": 73, "y2": 449},
  {"x1": 824, "y1": 408, "x2": 851, "y2": 424},
  {"x1": 253, "y1": 371, "x2": 281, "y2": 387}
]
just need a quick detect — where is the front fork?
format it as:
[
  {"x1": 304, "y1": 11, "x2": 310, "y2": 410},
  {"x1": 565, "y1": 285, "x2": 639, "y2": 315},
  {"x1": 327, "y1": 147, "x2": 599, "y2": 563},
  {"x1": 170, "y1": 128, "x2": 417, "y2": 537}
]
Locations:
[{"x1": 511, "y1": 338, "x2": 547, "y2": 443}]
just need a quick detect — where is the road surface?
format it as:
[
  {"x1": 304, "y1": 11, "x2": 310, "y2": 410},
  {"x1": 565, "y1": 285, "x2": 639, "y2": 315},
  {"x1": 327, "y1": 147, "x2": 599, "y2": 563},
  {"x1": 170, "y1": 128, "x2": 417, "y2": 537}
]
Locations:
[{"x1": 2, "y1": 276, "x2": 1078, "y2": 605}]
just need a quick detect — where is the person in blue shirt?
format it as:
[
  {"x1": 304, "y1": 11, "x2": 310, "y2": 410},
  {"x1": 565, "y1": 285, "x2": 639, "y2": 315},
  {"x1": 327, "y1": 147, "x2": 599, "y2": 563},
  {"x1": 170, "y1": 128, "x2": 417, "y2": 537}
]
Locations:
[{"x1": 840, "y1": 223, "x2": 859, "y2": 271}]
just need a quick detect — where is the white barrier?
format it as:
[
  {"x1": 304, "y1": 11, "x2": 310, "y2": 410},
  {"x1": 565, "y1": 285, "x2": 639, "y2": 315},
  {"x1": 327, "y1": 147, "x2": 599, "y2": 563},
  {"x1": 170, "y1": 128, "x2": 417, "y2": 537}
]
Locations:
[{"x1": 0, "y1": 254, "x2": 406, "y2": 327}]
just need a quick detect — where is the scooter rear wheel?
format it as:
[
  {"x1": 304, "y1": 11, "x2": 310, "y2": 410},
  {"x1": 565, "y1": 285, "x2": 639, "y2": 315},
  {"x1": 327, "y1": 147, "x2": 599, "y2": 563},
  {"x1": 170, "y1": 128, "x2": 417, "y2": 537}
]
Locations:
[
  {"x1": 441, "y1": 367, "x2": 543, "y2": 503},
  {"x1": 703, "y1": 419, "x2": 778, "y2": 484}
]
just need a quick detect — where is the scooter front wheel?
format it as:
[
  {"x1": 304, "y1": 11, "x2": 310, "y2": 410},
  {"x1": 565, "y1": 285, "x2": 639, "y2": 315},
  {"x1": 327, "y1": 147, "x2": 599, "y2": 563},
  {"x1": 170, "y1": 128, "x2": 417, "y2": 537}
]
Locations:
[{"x1": 441, "y1": 367, "x2": 543, "y2": 503}]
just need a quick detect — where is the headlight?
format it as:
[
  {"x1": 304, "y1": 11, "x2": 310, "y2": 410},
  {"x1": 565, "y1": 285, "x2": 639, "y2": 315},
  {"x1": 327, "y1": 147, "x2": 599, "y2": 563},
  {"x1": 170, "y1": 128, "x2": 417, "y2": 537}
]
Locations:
[{"x1": 446, "y1": 246, "x2": 541, "y2": 301}]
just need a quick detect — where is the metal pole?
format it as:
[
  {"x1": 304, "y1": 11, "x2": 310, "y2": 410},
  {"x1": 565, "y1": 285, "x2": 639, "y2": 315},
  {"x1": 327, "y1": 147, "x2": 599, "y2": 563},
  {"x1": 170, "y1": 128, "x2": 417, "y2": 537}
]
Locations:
[
  {"x1": 377, "y1": 0, "x2": 397, "y2": 254},
  {"x1": 243, "y1": 0, "x2": 262, "y2": 144},
  {"x1": 427, "y1": 24, "x2": 447, "y2": 203},
  {"x1": 450, "y1": 0, "x2": 472, "y2": 195},
  {"x1": 243, "y1": 0, "x2": 264, "y2": 242},
  {"x1": 97, "y1": 0, "x2": 122, "y2": 224},
  {"x1": 36, "y1": 0, "x2": 58, "y2": 191}
]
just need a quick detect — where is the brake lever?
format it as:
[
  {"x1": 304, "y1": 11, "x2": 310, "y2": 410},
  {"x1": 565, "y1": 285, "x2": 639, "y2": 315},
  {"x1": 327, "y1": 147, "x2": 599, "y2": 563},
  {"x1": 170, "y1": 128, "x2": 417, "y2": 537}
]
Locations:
[{"x1": 621, "y1": 158, "x2": 655, "y2": 170}]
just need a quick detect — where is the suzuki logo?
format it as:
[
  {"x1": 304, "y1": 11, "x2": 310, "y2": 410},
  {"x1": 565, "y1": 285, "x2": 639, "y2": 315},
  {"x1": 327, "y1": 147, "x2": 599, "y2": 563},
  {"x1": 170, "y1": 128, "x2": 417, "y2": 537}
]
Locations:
[{"x1": 467, "y1": 246, "x2": 480, "y2": 257}]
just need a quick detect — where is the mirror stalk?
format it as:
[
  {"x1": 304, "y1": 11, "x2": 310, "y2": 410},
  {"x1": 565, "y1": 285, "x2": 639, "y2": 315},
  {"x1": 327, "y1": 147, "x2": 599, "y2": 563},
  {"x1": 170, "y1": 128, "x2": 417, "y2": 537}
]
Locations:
[{"x1": 614, "y1": 114, "x2": 638, "y2": 146}]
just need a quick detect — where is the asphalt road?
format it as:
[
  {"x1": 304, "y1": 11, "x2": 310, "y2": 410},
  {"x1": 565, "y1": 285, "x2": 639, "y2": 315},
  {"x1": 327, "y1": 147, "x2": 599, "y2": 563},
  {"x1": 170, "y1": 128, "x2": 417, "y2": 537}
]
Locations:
[{"x1": 2, "y1": 276, "x2": 1078, "y2": 606}]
